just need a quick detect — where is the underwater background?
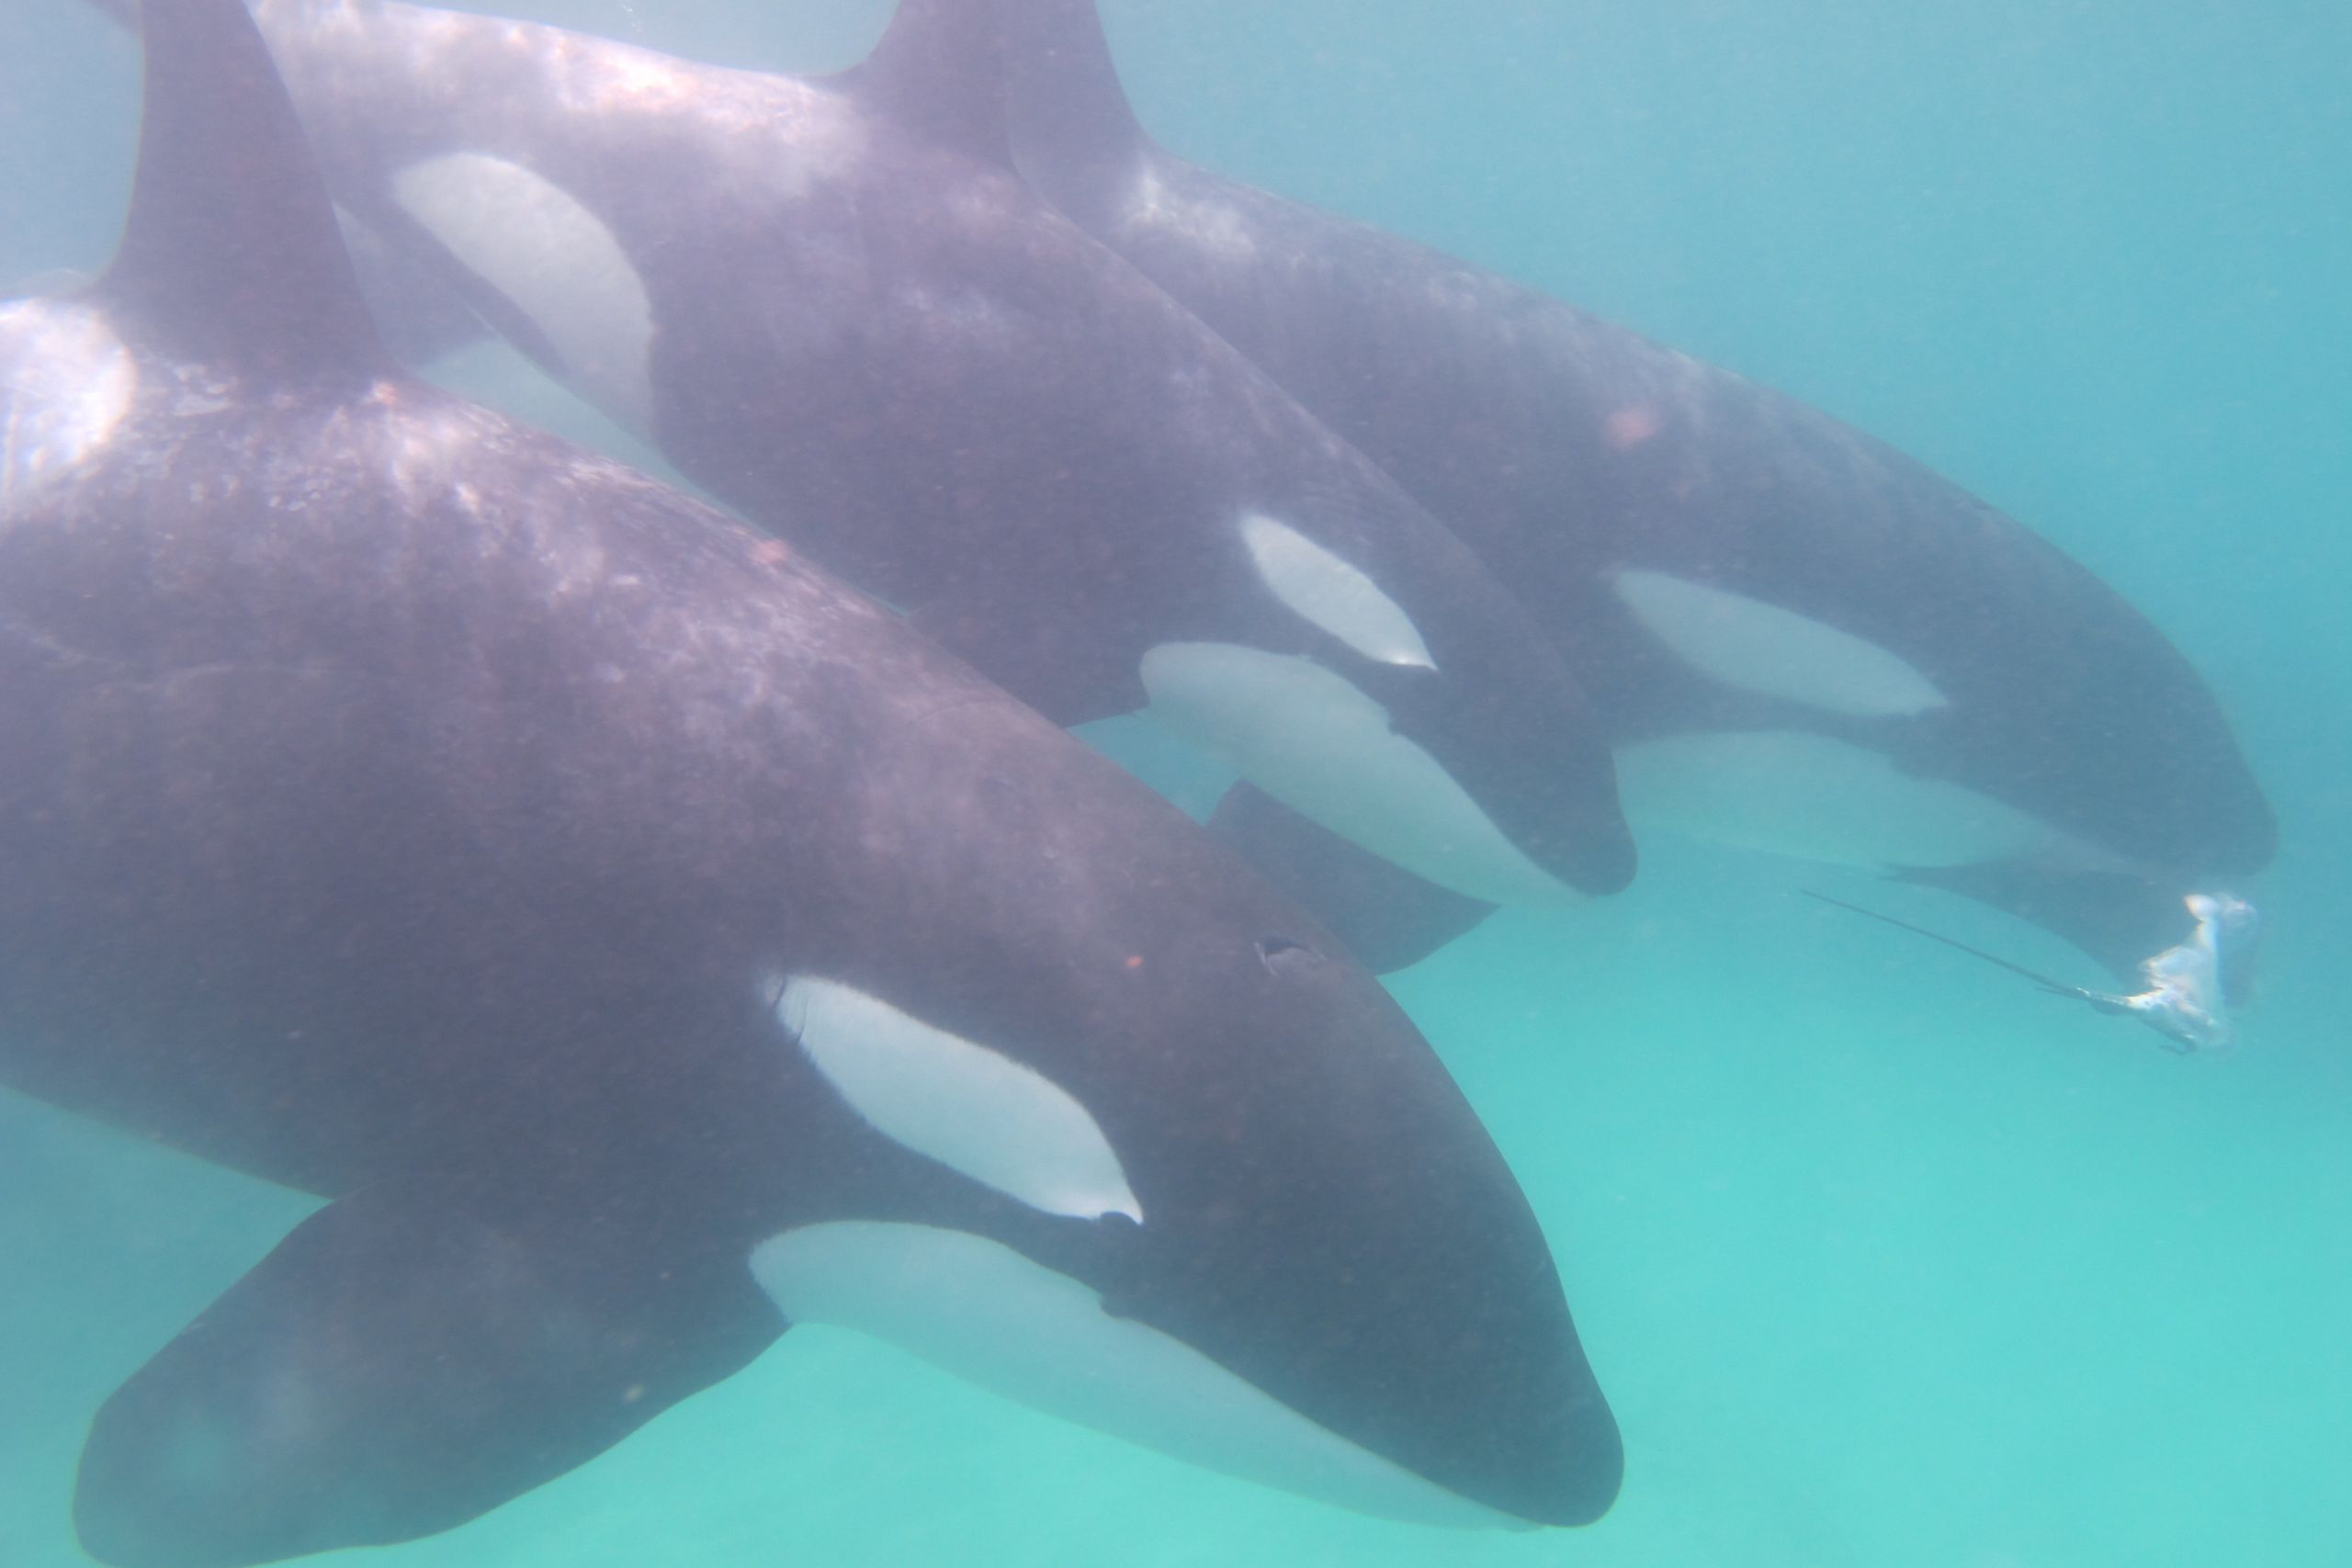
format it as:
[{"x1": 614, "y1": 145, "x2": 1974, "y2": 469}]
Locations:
[{"x1": 2, "y1": 0, "x2": 2345, "y2": 1562}]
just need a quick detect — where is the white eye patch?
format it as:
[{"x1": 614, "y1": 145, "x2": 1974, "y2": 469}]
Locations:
[
  {"x1": 775, "y1": 976, "x2": 1141, "y2": 1224},
  {"x1": 391, "y1": 152, "x2": 656, "y2": 432},
  {"x1": 1613, "y1": 569, "x2": 1948, "y2": 717},
  {"x1": 1239, "y1": 513, "x2": 1435, "y2": 670}
]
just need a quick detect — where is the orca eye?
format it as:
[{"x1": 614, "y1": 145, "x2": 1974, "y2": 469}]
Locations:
[{"x1": 1255, "y1": 936, "x2": 1316, "y2": 973}]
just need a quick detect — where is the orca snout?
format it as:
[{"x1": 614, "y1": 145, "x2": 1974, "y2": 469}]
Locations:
[
  {"x1": 1368, "y1": 652, "x2": 1638, "y2": 899},
  {"x1": 1099, "y1": 946, "x2": 1625, "y2": 1527},
  {"x1": 1110, "y1": 1169, "x2": 1623, "y2": 1527},
  {"x1": 1134, "y1": 635, "x2": 1634, "y2": 908},
  {"x1": 1302, "y1": 513, "x2": 1634, "y2": 903},
  {"x1": 1148, "y1": 506, "x2": 1632, "y2": 908},
  {"x1": 748, "y1": 924, "x2": 1621, "y2": 1530}
]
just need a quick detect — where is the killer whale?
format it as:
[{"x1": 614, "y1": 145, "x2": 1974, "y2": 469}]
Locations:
[
  {"x1": 166, "y1": 0, "x2": 1641, "y2": 910},
  {"x1": 978, "y1": 0, "x2": 2273, "y2": 1006},
  {"x1": 0, "y1": 0, "x2": 1621, "y2": 1560}
]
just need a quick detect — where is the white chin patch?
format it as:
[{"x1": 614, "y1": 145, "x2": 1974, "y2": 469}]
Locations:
[
  {"x1": 750, "y1": 1222, "x2": 1510, "y2": 1529},
  {"x1": 1238, "y1": 513, "x2": 1435, "y2": 670},
  {"x1": 775, "y1": 976, "x2": 1141, "y2": 1224},
  {"x1": 0, "y1": 301, "x2": 137, "y2": 507},
  {"x1": 1613, "y1": 569, "x2": 1948, "y2": 718},
  {"x1": 1139, "y1": 642, "x2": 1573, "y2": 908},
  {"x1": 390, "y1": 152, "x2": 657, "y2": 433},
  {"x1": 1614, "y1": 729, "x2": 2075, "y2": 869}
]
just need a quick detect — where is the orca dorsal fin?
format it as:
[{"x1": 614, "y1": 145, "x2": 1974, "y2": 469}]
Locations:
[
  {"x1": 987, "y1": 0, "x2": 1152, "y2": 221},
  {"x1": 100, "y1": 0, "x2": 381, "y2": 382},
  {"x1": 833, "y1": 0, "x2": 1017, "y2": 170}
]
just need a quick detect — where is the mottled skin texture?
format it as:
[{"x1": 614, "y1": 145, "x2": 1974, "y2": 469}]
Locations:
[
  {"x1": 989, "y1": 0, "x2": 2273, "y2": 975},
  {"x1": 237, "y1": 0, "x2": 1634, "y2": 896},
  {"x1": 6, "y1": 4, "x2": 1631, "y2": 1558},
  {"x1": 0, "y1": 302, "x2": 1619, "y2": 1556}
]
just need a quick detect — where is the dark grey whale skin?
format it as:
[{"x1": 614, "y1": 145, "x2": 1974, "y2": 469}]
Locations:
[
  {"x1": 220, "y1": 0, "x2": 1634, "y2": 900},
  {"x1": 983, "y1": 0, "x2": 2274, "y2": 976},
  {"x1": 0, "y1": 1, "x2": 1619, "y2": 1561}
]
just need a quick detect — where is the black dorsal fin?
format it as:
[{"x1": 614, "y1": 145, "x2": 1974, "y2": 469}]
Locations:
[
  {"x1": 100, "y1": 0, "x2": 381, "y2": 381},
  {"x1": 987, "y1": 0, "x2": 1151, "y2": 220},
  {"x1": 832, "y1": 0, "x2": 1016, "y2": 169}
]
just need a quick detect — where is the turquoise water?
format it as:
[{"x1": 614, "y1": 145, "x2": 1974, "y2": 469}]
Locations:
[{"x1": 4, "y1": 2, "x2": 2346, "y2": 1564}]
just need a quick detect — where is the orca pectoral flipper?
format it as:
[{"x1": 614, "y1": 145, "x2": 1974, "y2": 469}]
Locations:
[{"x1": 74, "y1": 1180, "x2": 782, "y2": 1568}]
